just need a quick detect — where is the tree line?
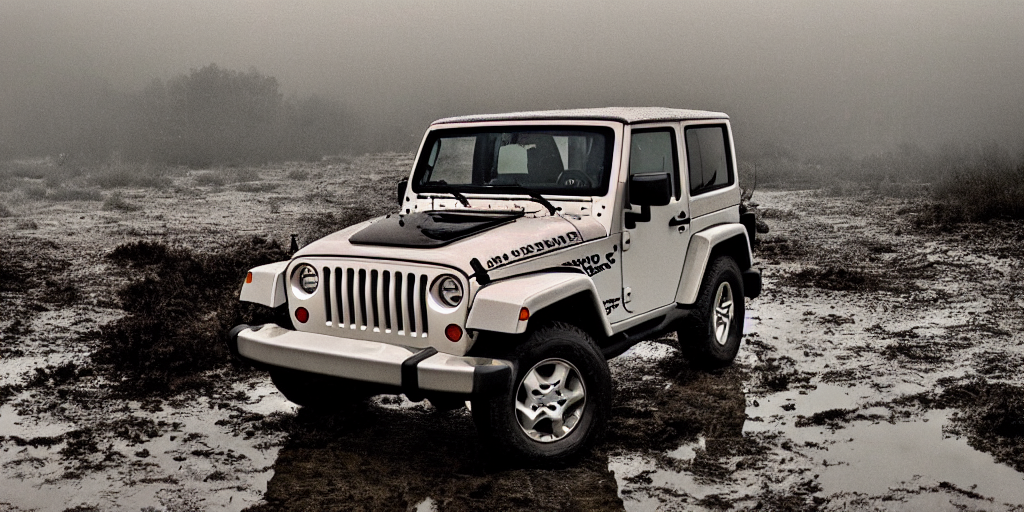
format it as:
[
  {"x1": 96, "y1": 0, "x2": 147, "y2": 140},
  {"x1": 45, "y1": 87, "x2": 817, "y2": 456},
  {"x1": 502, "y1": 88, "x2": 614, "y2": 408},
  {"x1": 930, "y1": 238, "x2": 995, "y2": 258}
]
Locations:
[{"x1": 0, "y1": 64, "x2": 354, "y2": 166}]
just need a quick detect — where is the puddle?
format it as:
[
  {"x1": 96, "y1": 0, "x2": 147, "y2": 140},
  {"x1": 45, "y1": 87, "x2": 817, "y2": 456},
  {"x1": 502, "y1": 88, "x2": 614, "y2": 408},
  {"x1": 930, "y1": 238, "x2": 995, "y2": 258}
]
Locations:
[
  {"x1": 413, "y1": 497, "x2": 438, "y2": 512},
  {"x1": 747, "y1": 384, "x2": 1024, "y2": 505},
  {"x1": 745, "y1": 383, "x2": 885, "y2": 421},
  {"x1": 610, "y1": 381, "x2": 1024, "y2": 509},
  {"x1": 811, "y1": 410, "x2": 1024, "y2": 504},
  {"x1": 667, "y1": 436, "x2": 705, "y2": 462},
  {"x1": 0, "y1": 379, "x2": 293, "y2": 511}
]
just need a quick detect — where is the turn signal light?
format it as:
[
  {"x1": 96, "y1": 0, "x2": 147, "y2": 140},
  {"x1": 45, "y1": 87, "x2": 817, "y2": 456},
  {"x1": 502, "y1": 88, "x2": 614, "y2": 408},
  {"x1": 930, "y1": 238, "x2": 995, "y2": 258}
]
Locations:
[
  {"x1": 519, "y1": 307, "x2": 530, "y2": 321},
  {"x1": 245, "y1": 272, "x2": 253, "y2": 284},
  {"x1": 295, "y1": 307, "x2": 309, "y2": 323},
  {"x1": 445, "y1": 324, "x2": 463, "y2": 342}
]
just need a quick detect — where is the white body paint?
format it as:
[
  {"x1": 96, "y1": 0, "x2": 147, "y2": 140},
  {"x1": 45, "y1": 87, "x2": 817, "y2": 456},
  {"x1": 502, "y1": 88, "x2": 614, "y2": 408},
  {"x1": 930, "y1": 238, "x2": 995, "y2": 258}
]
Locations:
[{"x1": 234, "y1": 108, "x2": 756, "y2": 386}]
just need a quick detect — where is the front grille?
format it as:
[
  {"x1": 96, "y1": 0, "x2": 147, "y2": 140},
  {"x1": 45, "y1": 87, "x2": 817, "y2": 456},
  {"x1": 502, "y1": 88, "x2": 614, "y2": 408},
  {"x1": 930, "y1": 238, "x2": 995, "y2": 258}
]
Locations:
[{"x1": 321, "y1": 265, "x2": 430, "y2": 338}]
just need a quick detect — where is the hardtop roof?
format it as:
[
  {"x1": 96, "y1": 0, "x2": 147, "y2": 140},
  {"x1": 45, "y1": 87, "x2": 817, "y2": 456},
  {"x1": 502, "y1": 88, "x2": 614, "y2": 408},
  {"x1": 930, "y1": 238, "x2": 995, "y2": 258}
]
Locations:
[{"x1": 432, "y1": 107, "x2": 729, "y2": 126}]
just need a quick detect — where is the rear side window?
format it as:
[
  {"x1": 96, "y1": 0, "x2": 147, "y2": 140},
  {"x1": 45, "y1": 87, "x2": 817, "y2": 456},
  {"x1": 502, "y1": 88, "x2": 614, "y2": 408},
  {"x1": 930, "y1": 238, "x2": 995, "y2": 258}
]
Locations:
[{"x1": 685, "y1": 125, "x2": 732, "y2": 195}]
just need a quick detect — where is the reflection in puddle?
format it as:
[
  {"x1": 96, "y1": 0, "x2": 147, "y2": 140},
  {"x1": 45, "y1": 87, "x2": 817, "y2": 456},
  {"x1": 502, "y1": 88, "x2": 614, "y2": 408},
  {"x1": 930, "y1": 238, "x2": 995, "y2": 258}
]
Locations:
[
  {"x1": 611, "y1": 378, "x2": 1024, "y2": 509},
  {"x1": 812, "y1": 411, "x2": 1022, "y2": 504},
  {"x1": 743, "y1": 307, "x2": 758, "y2": 335},
  {"x1": 667, "y1": 436, "x2": 705, "y2": 462},
  {"x1": 413, "y1": 497, "x2": 438, "y2": 511},
  {"x1": 747, "y1": 384, "x2": 1024, "y2": 505}
]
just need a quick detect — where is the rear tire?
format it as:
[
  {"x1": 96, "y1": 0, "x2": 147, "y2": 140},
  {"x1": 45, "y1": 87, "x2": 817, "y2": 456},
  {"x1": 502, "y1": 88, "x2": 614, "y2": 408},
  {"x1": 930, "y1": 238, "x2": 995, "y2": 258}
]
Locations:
[
  {"x1": 472, "y1": 322, "x2": 610, "y2": 466},
  {"x1": 678, "y1": 256, "x2": 745, "y2": 368}
]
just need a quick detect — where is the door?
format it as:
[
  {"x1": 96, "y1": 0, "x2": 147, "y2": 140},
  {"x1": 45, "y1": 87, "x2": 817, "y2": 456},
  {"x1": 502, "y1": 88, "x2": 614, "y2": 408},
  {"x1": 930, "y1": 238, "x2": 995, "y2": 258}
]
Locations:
[{"x1": 619, "y1": 124, "x2": 692, "y2": 315}]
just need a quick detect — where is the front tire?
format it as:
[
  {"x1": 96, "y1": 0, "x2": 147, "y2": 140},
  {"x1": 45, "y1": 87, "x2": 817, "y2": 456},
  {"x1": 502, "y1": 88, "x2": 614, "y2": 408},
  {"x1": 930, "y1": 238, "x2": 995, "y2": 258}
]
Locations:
[
  {"x1": 678, "y1": 256, "x2": 745, "y2": 368},
  {"x1": 472, "y1": 322, "x2": 610, "y2": 466}
]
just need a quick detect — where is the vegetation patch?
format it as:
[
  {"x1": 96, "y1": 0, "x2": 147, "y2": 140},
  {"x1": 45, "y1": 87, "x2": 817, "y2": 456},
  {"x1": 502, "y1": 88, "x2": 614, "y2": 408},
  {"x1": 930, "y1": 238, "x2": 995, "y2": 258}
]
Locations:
[
  {"x1": 286, "y1": 169, "x2": 311, "y2": 180},
  {"x1": 102, "y1": 192, "x2": 141, "y2": 212},
  {"x1": 754, "y1": 235, "x2": 809, "y2": 262},
  {"x1": 21, "y1": 185, "x2": 48, "y2": 199},
  {"x1": 972, "y1": 351, "x2": 1024, "y2": 380},
  {"x1": 609, "y1": 354, "x2": 748, "y2": 456},
  {"x1": 896, "y1": 379, "x2": 1023, "y2": 473},
  {"x1": 0, "y1": 238, "x2": 69, "y2": 294},
  {"x1": 235, "y1": 181, "x2": 279, "y2": 193},
  {"x1": 794, "y1": 408, "x2": 857, "y2": 428},
  {"x1": 0, "y1": 383, "x2": 23, "y2": 405},
  {"x1": 193, "y1": 172, "x2": 225, "y2": 187},
  {"x1": 880, "y1": 340, "x2": 951, "y2": 364},
  {"x1": 918, "y1": 160, "x2": 1023, "y2": 225},
  {"x1": 25, "y1": 362, "x2": 91, "y2": 389},
  {"x1": 46, "y1": 187, "x2": 103, "y2": 202},
  {"x1": 94, "y1": 237, "x2": 290, "y2": 396},
  {"x1": 90, "y1": 163, "x2": 172, "y2": 189},
  {"x1": 784, "y1": 264, "x2": 908, "y2": 293},
  {"x1": 942, "y1": 381, "x2": 1023, "y2": 473}
]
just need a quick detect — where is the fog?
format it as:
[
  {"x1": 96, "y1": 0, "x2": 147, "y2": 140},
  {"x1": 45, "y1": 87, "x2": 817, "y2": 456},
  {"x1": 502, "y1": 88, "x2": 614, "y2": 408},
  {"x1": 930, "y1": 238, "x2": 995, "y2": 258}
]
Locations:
[{"x1": 2, "y1": 0, "x2": 1022, "y2": 159}]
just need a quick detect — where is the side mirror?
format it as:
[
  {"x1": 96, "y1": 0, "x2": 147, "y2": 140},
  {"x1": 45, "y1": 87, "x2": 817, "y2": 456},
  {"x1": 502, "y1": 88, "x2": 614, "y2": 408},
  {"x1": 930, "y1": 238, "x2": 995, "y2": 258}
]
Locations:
[
  {"x1": 397, "y1": 178, "x2": 409, "y2": 206},
  {"x1": 629, "y1": 172, "x2": 671, "y2": 206}
]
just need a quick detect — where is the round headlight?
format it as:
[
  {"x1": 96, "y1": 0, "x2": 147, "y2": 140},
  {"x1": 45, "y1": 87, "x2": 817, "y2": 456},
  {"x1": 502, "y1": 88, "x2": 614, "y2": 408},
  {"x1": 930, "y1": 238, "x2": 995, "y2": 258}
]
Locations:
[
  {"x1": 295, "y1": 264, "x2": 319, "y2": 294},
  {"x1": 436, "y1": 275, "x2": 464, "y2": 307}
]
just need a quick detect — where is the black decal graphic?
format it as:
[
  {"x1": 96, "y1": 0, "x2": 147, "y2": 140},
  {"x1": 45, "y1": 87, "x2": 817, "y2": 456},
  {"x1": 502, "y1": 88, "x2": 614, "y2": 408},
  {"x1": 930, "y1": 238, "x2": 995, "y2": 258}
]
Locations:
[
  {"x1": 562, "y1": 244, "x2": 619, "y2": 278},
  {"x1": 483, "y1": 231, "x2": 583, "y2": 271},
  {"x1": 603, "y1": 297, "x2": 621, "y2": 315}
]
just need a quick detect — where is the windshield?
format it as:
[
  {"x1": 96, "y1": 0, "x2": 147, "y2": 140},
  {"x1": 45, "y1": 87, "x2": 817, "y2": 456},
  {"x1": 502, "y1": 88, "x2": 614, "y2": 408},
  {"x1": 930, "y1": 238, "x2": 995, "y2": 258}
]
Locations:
[{"x1": 412, "y1": 126, "x2": 614, "y2": 196}]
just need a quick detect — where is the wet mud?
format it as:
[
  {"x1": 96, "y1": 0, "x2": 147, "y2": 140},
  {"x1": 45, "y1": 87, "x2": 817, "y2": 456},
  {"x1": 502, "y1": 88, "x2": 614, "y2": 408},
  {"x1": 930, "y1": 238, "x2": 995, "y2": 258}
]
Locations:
[{"x1": 1, "y1": 160, "x2": 1022, "y2": 510}]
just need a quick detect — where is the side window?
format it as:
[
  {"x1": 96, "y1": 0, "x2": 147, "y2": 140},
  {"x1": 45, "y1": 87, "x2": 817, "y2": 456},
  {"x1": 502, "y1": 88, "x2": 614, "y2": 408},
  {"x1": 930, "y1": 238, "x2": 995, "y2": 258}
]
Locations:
[
  {"x1": 629, "y1": 129, "x2": 680, "y2": 198},
  {"x1": 685, "y1": 125, "x2": 732, "y2": 195}
]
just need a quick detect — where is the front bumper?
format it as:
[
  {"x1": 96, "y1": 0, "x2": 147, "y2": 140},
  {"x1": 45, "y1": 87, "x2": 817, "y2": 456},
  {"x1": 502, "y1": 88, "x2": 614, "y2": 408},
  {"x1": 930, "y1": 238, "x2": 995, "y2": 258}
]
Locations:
[{"x1": 227, "y1": 323, "x2": 512, "y2": 397}]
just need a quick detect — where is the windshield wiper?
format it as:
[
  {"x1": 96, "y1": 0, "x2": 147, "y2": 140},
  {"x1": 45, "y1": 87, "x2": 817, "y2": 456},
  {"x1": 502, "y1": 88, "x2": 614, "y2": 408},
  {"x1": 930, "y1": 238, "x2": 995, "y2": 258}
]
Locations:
[
  {"x1": 497, "y1": 183, "x2": 559, "y2": 216},
  {"x1": 425, "y1": 180, "x2": 470, "y2": 208}
]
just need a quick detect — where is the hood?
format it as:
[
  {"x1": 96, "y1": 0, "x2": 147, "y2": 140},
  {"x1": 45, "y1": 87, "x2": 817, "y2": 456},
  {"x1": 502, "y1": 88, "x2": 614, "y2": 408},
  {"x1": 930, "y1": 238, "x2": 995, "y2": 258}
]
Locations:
[
  {"x1": 348, "y1": 210, "x2": 524, "y2": 248},
  {"x1": 295, "y1": 211, "x2": 608, "y2": 276}
]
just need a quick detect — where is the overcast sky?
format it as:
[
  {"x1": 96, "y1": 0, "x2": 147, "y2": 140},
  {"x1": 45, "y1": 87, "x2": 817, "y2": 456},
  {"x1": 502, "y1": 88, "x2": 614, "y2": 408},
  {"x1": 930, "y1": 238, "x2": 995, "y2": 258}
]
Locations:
[{"x1": 2, "y1": 0, "x2": 1022, "y2": 156}]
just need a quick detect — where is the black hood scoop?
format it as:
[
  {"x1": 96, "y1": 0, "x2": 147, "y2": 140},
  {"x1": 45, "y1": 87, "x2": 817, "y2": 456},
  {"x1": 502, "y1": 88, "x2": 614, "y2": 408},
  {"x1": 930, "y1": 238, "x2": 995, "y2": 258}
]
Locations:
[{"x1": 349, "y1": 210, "x2": 525, "y2": 248}]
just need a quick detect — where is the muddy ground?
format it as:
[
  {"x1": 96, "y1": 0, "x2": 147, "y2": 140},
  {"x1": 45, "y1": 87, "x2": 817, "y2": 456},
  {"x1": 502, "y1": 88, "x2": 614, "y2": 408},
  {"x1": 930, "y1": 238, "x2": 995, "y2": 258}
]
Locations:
[{"x1": 0, "y1": 155, "x2": 1021, "y2": 511}]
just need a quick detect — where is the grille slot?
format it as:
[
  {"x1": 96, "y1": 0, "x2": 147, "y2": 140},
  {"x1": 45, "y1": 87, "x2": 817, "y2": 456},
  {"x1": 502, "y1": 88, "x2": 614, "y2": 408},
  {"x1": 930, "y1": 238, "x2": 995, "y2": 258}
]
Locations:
[{"x1": 326, "y1": 264, "x2": 430, "y2": 338}]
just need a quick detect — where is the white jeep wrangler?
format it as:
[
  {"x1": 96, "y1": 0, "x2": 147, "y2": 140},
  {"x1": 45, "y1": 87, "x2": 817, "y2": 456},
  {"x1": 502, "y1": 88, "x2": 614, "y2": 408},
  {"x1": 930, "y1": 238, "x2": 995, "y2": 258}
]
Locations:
[{"x1": 228, "y1": 107, "x2": 761, "y2": 464}]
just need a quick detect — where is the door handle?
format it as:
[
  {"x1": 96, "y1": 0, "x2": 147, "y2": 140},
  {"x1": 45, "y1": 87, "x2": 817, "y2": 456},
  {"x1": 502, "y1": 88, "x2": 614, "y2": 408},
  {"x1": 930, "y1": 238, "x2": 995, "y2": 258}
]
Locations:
[{"x1": 668, "y1": 213, "x2": 689, "y2": 227}]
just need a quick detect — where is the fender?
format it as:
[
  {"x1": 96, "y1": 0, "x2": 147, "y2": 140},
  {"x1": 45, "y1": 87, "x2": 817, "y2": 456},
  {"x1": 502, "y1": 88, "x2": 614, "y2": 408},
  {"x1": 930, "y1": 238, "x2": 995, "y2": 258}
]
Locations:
[
  {"x1": 239, "y1": 261, "x2": 289, "y2": 307},
  {"x1": 675, "y1": 224, "x2": 752, "y2": 305},
  {"x1": 466, "y1": 272, "x2": 613, "y2": 336}
]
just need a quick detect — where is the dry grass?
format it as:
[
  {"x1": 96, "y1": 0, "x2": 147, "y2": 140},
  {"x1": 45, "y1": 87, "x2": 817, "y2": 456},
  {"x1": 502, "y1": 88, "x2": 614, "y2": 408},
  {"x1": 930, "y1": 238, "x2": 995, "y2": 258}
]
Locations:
[
  {"x1": 46, "y1": 187, "x2": 103, "y2": 202},
  {"x1": 90, "y1": 162, "x2": 172, "y2": 189},
  {"x1": 920, "y1": 161, "x2": 1023, "y2": 224},
  {"x1": 95, "y1": 238, "x2": 290, "y2": 396},
  {"x1": 746, "y1": 143, "x2": 1023, "y2": 224},
  {"x1": 193, "y1": 172, "x2": 225, "y2": 187},
  {"x1": 236, "y1": 181, "x2": 279, "y2": 193},
  {"x1": 286, "y1": 169, "x2": 311, "y2": 180},
  {"x1": 102, "y1": 192, "x2": 141, "y2": 212}
]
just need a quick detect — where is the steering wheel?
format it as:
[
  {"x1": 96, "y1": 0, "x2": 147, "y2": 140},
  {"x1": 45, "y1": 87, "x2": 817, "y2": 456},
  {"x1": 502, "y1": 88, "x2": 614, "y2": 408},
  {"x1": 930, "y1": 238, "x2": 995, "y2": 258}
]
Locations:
[{"x1": 556, "y1": 170, "x2": 593, "y2": 188}]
